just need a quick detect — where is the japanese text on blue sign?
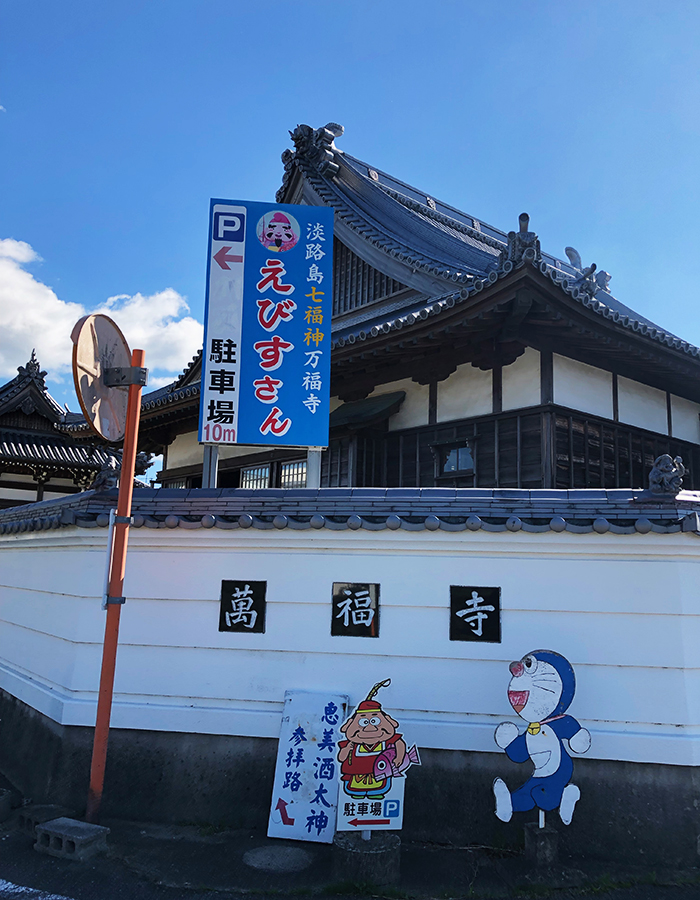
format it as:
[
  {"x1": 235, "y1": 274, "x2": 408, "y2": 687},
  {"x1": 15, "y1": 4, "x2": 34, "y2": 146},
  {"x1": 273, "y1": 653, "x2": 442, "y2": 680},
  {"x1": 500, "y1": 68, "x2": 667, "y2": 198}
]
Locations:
[{"x1": 199, "y1": 200, "x2": 334, "y2": 448}]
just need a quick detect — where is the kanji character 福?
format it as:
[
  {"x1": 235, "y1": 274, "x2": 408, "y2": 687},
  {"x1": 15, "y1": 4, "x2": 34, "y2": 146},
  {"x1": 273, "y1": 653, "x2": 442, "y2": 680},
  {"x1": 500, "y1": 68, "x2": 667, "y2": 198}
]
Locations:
[
  {"x1": 256, "y1": 259, "x2": 294, "y2": 294},
  {"x1": 259, "y1": 406, "x2": 292, "y2": 437},
  {"x1": 253, "y1": 376, "x2": 283, "y2": 404},
  {"x1": 304, "y1": 306, "x2": 323, "y2": 324},
  {"x1": 253, "y1": 336, "x2": 294, "y2": 371},
  {"x1": 256, "y1": 297, "x2": 296, "y2": 332},
  {"x1": 302, "y1": 372, "x2": 322, "y2": 391}
]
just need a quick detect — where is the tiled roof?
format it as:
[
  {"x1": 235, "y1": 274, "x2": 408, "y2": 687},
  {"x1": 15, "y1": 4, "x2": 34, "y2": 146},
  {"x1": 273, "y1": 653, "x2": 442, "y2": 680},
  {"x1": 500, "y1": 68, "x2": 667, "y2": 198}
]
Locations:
[
  {"x1": 0, "y1": 430, "x2": 113, "y2": 469},
  {"x1": 281, "y1": 123, "x2": 700, "y2": 361},
  {"x1": 1, "y1": 487, "x2": 699, "y2": 538}
]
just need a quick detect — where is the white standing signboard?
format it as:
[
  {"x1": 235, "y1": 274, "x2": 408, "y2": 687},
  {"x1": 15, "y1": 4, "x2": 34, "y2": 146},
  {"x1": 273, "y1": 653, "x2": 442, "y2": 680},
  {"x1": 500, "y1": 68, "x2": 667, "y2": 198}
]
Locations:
[{"x1": 268, "y1": 690, "x2": 348, "y2": 844}]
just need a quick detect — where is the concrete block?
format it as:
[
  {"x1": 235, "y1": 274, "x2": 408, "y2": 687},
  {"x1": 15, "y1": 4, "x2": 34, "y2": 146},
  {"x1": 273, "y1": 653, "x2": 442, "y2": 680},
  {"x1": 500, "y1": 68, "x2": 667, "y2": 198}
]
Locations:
[
  {"x1": 34, "y1": 817, "x2": 110, "y2": 861},
  {"x1": 333, "y1": 831, "x2": 400, "y2": 886},
  {"x1": 524, "y1": 823, "x2": 559, "y2": 867},
  {"x1": 16, "y1": 805, "x2": 75, "y2": 836}
]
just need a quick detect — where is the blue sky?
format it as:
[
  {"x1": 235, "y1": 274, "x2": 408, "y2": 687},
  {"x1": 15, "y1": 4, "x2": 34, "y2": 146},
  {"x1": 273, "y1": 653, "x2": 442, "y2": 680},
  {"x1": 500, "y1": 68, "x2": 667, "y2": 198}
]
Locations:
[{"x1": 2, "y1": 1, "x2": 700, "y2": 408}]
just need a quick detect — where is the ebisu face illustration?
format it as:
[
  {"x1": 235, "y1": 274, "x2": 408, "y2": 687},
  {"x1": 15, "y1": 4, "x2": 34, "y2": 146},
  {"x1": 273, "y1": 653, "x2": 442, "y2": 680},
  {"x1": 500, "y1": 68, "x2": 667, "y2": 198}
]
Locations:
[
  {"x1": 507, "y1": 653, "x2": 563, "y2": 722},
  {"x1": 257, "y1": 211, "x2": 299, "y2": 252},
  {"x1": 342, "y1": 708, "x2": 399, "y2": 747}
]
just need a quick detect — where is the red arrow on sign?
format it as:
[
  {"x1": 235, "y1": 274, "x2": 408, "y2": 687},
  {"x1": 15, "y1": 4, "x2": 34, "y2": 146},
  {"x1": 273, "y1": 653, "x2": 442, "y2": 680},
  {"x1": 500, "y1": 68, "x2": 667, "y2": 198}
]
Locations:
[
  {"x1": 348, "y1": 818, "x2": 391, "y2": 827},
  {"x1": 213, "y1": 246, "x2": 244, "y2": 270},
  {"x1": 276, "y1": 798, "x2": 295, "y2": 826}
]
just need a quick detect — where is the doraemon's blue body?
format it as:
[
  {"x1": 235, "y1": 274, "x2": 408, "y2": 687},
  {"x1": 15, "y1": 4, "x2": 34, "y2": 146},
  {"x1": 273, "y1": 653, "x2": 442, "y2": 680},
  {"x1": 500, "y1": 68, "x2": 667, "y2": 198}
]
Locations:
[{"x1": 493, "y1": 650, "x2": 590, "y2": 825}]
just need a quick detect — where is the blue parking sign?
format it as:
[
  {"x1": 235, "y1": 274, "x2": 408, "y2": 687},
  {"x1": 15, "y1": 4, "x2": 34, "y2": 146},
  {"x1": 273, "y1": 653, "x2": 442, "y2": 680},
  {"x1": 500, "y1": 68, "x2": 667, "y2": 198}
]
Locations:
[{"x1": 199, "y1": 199, "x2": 333, "y2": 447}]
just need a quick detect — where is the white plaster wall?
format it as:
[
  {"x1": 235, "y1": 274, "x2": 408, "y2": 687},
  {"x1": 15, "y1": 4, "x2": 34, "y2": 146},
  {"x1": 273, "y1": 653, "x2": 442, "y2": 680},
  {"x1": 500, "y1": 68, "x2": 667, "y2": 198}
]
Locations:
[
  {"x1": 618, "y1": 377, "x2": 668, "y2": 435},
  {"x1": 554, "y1": 355, "x2": 613, "y2": 420},
  {"x1": 0, "y1": 487, "x2": 36, "y2": 503},
  {"x1": 502, "y1": 348, "x2": 540, "y2": 411},
  {"x1": 671, "y1": 395, "x2": 700, "y2": 445},
  {"x1": 437, "y1": 364, "x2": 491, "y2": 422},
  {"x1": 370, "y1": 379, "x2": 428, "y2": 431},
  {"x1": 167, "y1": 431, "x2": 203, "y2": 469},
  {"x1": 2, "y1": 525, "x2": 700, "y2": 767}
]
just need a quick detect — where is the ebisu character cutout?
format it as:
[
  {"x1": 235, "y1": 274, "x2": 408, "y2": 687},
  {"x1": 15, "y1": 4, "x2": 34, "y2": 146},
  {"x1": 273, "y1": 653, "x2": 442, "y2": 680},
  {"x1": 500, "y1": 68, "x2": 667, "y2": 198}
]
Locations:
[
  {"x1": 337, "y1": 679, "x2": 420, "y2": 800},
  {"x1": 257, "y1": 211, "x2": 299, "y2": 252},
  {"x1": 492, "y1": 650, "x2": 591, "y2": 825}
]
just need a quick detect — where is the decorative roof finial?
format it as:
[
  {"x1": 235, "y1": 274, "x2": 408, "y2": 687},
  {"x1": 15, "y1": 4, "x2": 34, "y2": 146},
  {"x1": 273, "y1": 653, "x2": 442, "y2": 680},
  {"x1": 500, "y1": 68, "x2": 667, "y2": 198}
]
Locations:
[
  {"x1": 497, "y1": 212, "x2": 541, "y2": 273},
  {"x1": 564, "y1": 247, "x2": 612, "y2": 296},
  {"x1": 649, "y1": 454, "x2": 686, "y2": 495},
  {"x1": 277, "y1": 121, "x2": 345, "y2": 201},
  {"x1": 17, "y1": 350, "x2": 47, "y2": 387}
]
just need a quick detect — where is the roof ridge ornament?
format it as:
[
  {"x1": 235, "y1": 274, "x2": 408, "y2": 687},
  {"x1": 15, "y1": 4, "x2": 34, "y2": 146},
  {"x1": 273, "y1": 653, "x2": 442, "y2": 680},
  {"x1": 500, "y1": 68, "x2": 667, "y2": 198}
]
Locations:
[
  {"x1": 16, "y1": 349, "x2": 47, "y2": 388},
  {"x1": 497, "y1": 213, "x2": 542, "y2": 273},
  {"x1": 564, "y1": 247, "x2": 612, "y2": 296},
  {"x1": 649, "y1": 454, "x2": 686, "y2": 495},
  {"x1": 277, "y1": 122, "x2": 344, "y2": 201}
]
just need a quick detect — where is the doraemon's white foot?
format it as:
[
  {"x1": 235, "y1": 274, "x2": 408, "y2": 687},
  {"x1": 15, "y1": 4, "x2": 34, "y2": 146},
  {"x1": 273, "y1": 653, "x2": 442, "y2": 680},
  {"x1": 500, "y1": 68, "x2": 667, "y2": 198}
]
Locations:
[
  {"x1": 559, "y1": 783, "x2": 580, "y2": 825},
  {"x1": 493, "y1": 777, "x2": 513, "y2": 822}
]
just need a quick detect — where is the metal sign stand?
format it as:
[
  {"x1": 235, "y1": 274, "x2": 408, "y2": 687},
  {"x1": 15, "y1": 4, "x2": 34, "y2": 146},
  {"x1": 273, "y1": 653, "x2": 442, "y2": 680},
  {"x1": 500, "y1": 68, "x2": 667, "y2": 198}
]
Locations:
[{"x1": 85, "y1": 348, "x2": 146, "y2": 823}]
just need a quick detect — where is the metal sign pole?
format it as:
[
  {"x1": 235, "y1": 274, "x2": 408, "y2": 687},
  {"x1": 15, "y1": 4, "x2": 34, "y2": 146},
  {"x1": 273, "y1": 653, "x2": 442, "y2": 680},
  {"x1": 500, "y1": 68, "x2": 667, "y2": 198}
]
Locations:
[{"x1": 85, "y1": 348, "x2": 145, "y2": 824}]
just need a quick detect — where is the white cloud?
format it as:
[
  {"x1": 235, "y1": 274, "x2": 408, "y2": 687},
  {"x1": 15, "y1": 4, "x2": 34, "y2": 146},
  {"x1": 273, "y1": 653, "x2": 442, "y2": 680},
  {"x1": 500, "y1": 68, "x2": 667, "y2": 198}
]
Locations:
[
  {"x1": 0, "y1": 239, "x2": 203, "y2": 394},
  {"x1": 0, "y1": 241, "x2": 83, "y2": 381},
  {"x1": 97, "y1": 289, "x2": 203, "y2": 374}
]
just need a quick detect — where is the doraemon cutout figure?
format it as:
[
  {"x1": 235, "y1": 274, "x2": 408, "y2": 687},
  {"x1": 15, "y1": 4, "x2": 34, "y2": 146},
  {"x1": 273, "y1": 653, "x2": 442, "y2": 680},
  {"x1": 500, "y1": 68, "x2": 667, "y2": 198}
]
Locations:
[{"x1": 493, "y1": 650, "x2": 590, "y2": 826}]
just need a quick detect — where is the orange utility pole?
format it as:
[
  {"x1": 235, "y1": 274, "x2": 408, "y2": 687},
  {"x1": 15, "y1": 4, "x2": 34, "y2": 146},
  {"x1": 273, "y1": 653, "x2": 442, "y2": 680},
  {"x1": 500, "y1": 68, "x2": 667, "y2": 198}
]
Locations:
[{"x1": 85, "y1": 348, "x2": 145, "y2": 824}]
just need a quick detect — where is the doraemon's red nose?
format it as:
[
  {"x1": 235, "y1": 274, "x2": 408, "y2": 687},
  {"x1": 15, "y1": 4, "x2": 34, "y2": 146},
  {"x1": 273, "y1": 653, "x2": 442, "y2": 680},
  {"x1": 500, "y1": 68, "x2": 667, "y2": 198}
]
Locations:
[{"x1": 509, "y1": 661, "x2": 524, "y2": 677}]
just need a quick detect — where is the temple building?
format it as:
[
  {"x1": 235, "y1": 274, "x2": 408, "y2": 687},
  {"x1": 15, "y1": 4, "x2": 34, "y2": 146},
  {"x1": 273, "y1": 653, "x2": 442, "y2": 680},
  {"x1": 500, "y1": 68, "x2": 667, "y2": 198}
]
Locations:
[
  {"x1": 0, "y1": 352, "x2": 115, "y2": 508},
  {"x1": 4, "y1": 123, "x2": 700, "y2": 866},
  {"x1": 61, "y1": 122, "x2": 700, "y2": 492}
]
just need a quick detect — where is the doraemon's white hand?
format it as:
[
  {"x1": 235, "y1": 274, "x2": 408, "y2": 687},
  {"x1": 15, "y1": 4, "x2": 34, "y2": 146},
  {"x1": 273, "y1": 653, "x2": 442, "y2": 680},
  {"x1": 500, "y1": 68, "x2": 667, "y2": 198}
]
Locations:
[
  {"x1": 495, "y1": 721, "x2": 519, "y2": 749},
  {"x1": 568, "y1": 727, "x2": 591, "y2": 754}
]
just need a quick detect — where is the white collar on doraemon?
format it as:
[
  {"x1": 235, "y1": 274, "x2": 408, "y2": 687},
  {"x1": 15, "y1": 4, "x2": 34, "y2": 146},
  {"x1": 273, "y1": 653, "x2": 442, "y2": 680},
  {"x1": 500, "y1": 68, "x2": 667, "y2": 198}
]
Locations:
[{"x1": 507, "y1": 649, "x2": 576, "y2": 731}]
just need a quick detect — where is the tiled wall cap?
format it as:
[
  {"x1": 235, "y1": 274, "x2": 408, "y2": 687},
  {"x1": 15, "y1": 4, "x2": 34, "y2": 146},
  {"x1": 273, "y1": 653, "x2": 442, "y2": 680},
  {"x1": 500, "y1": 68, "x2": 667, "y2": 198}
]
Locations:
[
  {"x1": 347, "y1": 515, "x2": 363, "y2": 530},
  {"x1": 165, "y1": 515, "x2": 179, "y2": 529},
  {"x1": 238, "y1": 514, "x2": 253, "y2": 528},
  {"x1": 506, "y1": 516, "x2": 522, "y2": 532},
  {"x1": 635, "y1": 517, "x2": 653, "y2": 534},
  {"x1": 424, "y1": 515, "x2": 440, "y2": 531},
  {"x1": 273, "y1": 515, "x2": 288, "y2": 529},
  {"x1": 386, "y1": 515, "x2": 401, "y2": 530},
  {"x1": 96, "y1": 514, "x2": 110, "y2": 527},
  {"x1": 593, "y1": 517, "x2": 610, "y2": 534},
  {"x1": 310, "y1": 514, "x2": 326, "y2": 529},
  {"x1": 466, "y1": 515, "x2": 482, "y2": 531},
  {"x1": 550, "y1": 516, "x2": 567, "y2": 532},
  {"x1": 201, "y1": 515, "x2": 216, "y2": 528}
]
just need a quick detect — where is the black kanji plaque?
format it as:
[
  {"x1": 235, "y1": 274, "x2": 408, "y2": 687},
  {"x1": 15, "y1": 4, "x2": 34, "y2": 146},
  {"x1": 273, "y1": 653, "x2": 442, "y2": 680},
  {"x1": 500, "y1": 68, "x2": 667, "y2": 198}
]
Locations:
[
  {"x1": 331, "y1": 582, "x2": 380, "y2": 637},
  {"x1": 449, "y1": 585, "x2": 501, "y2": 643},
  {"x1": 219, "y1": 580, "x2": 266, "y2": 633}
]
